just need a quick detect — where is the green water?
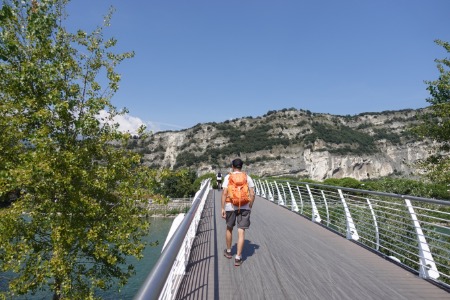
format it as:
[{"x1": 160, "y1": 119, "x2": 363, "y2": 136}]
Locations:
[
  {"x1": 99, "y1": 217, "x2": 173, "y2": 299},
  {"x1": 1, "y1": 217, "x2": 174, "y2": 299}
]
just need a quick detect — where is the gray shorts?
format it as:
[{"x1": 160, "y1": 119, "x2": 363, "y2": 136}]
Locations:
[{"x1": 226, "y1": 209, "x2": 251, "y2": 229}]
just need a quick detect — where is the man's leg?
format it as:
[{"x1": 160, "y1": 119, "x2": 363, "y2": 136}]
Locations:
[
  {"x1": 236, "y1": 228, "x2": 245, "y2": 257},
  {"x1": 226, "y1": 226, "x2": 233, "y2": 250}
]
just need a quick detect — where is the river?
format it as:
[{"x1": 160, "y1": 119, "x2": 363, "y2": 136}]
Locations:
[
  {"x1": 99, "y1": 217, "x2": 173, "y2": 299},
  {"x1": 0, "y1": 217, "x2": 174, "y2": 299}
]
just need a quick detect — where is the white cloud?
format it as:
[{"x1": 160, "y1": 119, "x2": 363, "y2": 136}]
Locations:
[
  {"x1": 145, "y1": 120, "x2": 161, "y2": 133},
  {"x1": 97, "y1": 110, "x2": 145, "y2": 135},
  {"x1": 148, "y1": 121, "x2": 186, "y2": 132},
  {"x1": 96, "y1": 110, "x2": 187, "y2": 134}
]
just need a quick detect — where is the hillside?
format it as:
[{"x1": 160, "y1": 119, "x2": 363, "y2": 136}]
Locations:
[{"x1": 129, "y1": 108, "x2": 433, "y2": 181}]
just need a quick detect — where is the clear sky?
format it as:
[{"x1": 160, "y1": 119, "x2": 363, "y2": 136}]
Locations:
[{"x1": 67, "y1": 0, "x2": 450, "y2": 132}]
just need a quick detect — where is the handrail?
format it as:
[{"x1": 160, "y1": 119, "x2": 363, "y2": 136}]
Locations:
[
  {"x1": 293, "y1": 181, "x2": 450, "y2": 206},
  {"x1": 255, "y1": 178, "x2": 450, "y2": 289},
  {"x1": 134, "y1": 179, "x2": 211, "y2": 300}
]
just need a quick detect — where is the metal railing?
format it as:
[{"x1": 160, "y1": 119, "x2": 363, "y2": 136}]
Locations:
[
  {"x1": 255, "y1": 178, "x2": 450, "y2": 288},
  {"x1": 134, "y1": 179, "x2": 211, "y2": 300}
]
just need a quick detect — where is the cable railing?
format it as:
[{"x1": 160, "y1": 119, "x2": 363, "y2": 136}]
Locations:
[
  {"x1": 255, "y1": 178, "x2": 450, "y2": 288},
  {"x1": 134, "y1": 179, "x2": 211, "y2": 300}
]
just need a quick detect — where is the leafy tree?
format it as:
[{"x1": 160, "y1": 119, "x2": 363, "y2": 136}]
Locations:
[
  {"x1": 193, "y1": 173, "x2": 216, "y2": 191},
  {"x1": 304, "y1": 122, "x2": 377, "y2": 155},
  {"x1": 414, "y1": 40, "x2": 450, "y2": 184},
  {"x1": 157, "y1": 169, "x2": 197, "y2": 198},
  {"x1": 0, "y1": 1, "x2": 158, "y2": 298}
]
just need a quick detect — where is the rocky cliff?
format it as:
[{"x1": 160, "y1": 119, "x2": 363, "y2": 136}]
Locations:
[{"x1": 131, "y1": 108, "x2": 432, "y2": 181}]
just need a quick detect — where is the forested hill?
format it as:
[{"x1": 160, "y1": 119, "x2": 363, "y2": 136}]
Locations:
[{"x1": 128, "y1": 107, "x2": 431, "y2": 181}]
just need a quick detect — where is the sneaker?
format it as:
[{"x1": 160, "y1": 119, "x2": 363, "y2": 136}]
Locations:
[
  {"x1": 234, "y1": 257, "x2": 243, "y2": 266},
  {"x1": 224, "y1": 250, "x2": 232, "y2": 259}
]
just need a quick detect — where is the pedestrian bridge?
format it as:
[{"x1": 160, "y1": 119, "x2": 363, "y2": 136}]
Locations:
[{"x1": 135, "y1": 179, "x2": 450, "y2": 299}]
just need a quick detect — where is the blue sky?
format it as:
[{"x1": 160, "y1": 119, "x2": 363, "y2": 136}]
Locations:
[{"x1": 67, "y1": 0, "x2": 450, "y2": 132}]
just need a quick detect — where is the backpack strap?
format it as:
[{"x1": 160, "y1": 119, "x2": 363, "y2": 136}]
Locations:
[{"x1": 225, "y1": 172, "x2": 233, "y2": 203}]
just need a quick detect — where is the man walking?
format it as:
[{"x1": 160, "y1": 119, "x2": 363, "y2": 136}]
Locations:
[
  {"x1": 221, "y1": 158, "x2": 255, "y2": 266},
  {"x1": 216, "y1": 171, "x2": 223, "y2": 189}
]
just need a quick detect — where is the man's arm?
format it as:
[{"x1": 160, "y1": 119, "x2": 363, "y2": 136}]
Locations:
[
  {"x1": 247, "y1": 175, "x2": 256, "y2": 208},
  {"x1": 249, "y1": 187, "x2": 255, "y2": 208},
  {"x1": 221, "y1": 188, "x2": 227, "y2": 218}
]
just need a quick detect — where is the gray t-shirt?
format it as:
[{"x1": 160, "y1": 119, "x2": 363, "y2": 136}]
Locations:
[{"x1": 223, "y1": 172, "x2": 255, "y2": 211}]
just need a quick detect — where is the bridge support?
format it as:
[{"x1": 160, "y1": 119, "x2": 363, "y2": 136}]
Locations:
[
  {"x1": 296, "y1": 186, "x2": 304, "y2": 214},
  {"x1": 287, "y1": 182, "x2": 299, "y2": 212},
  {"x1": 405, "y1": 199, "x2": 440, "y2": 280},
  {"x1": 266, "y1": 180, "x2": 274, "y2": 201},
  {"x1": 321, "y1": 190, "x2": 330, "y2": 227},
  {"x1": 306, "y1": 184, "x2": 321, "y2": 223},
  {"x1": 256, "y1": 180, "x2": 265, "y2": 198},
  {"x1": 254, "y1": 180, "x2": 260, "y2": 196},
  {"x1": 366, "y1": 198, "x2": 380, "y2": 251},
  {"x1": 338, "y1": 189, "x2": 359, "y2": 241},
  {"x1": 274, "y1": 182, "x2": 285, "y2": 206}
]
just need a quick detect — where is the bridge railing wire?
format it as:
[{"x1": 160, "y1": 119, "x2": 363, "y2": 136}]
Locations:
[
  {"x1": 134, "y1": 179, "x2": 211, "y2": 300},
  {"x1": 255, "y1": 179, "x2": 450, "y2": 289}
]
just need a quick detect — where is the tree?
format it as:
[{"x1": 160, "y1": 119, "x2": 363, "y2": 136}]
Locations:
[
  {"x1": 0, "y1": 1, "x2": 158, "y2": 298},
  {"x1": 414, "y1": 40, "x2": 450, "y2": 184},
  {"x1": 157, "y1": 169, "x2": 197, "y2": 198}
]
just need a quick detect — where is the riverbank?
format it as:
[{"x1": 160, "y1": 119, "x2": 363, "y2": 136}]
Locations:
[{"x1": 146, "y1": 198, "x2": 192, "y2": 217}]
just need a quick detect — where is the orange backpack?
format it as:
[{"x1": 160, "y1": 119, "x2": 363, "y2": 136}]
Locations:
[{"x1": 227, "y1": 172, "x2": 250, "y2": 209}]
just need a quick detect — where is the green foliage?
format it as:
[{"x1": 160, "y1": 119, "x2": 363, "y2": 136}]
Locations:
[
  {"x1": 174, "y1": 124, "x2": 291, "y2": 168},
  {"x1": 304, "y1": 122, "x2": 377, "y2": 155},
  {"x1": 413, "y1": 39, "x2": 450, "y2": 184},
  {"x1": 174, "y1": 151, "x2": 200, "y2": 168},
  {"x1": 156, "y1": 169, "x2": 197, "y2": 198},
  {"x1": 193, "y1": 173, "x2": 216, "y2": 191},
  {"x1": 246, "y1": 155, "x2": 280, "y2": 164},
  {"x1": 362, "y1": 178, "x2": 450, "y2": 200},
  {"x1": 372, "y1": 128, "x2": 401, "y2": 144},
  {"x1": 0, "y1": 1, "x2": 157, "y2": 298},
  {"x1": 323, "y1": 177, "x2": 362, "y2": 189}
]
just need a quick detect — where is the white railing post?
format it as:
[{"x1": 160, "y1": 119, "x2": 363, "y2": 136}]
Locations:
[
  {"x1": 265, "y1": 180, "x2": 274, "y2": 201},
  {"x1": 287, "y1": 182, "x2": 299, "y2": 212},
  {"x1": 321, "y1": 190, "x2": 330, "y2": 227},
  {"x1": 306, "y1": 184, "x2": 321, "y2": 223},
  {"x1": 258, "y1": 180, "x2": 263, "y2": 197},
  {"x1": 274, "y1": 182, "x2": 285, "y2": 206},
  {"x1": 296, "y1": 186, "x2": 304, "y2": 214},
  {"x1": 281, "y1": 184, "x2": 287, "y2": 204},
  {"x1": 405, "y1": 199, "x2": 440, "y2": 279},
  {"x1": 338, "y1": 189, "x2": 359, "y2": 241},
  {"x1": 254, "y1": 180, "x2": 260, "y2": 196},
  {"x1": 366, "y1": 198, "x2": 379, "y2": 251},
  {"x1": 261, "y1": 180, "x2": 267, "y2": 198},
  {"x1": 270, "y1": 182, "x2": 276, "y2": 201}
]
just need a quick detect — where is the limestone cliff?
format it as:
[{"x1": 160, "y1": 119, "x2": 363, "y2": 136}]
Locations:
[{"x1": 133, "y1": 108, "x2": 433, "y2": 181}]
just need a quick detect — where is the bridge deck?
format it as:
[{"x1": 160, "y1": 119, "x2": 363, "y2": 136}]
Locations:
[{"x1": 175, "y1": 190, "x2": 449, "y2": 299}]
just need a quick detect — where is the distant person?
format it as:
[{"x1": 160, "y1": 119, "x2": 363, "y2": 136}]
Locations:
[
  {"x1": 221, "y1": 158, "x2": 255, "y2": 266},
  {"x1": 216, "y1": 172, "x2": 223, "y2": 189}
]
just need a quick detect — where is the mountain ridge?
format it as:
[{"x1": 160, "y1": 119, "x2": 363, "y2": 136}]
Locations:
[{"x1": 130, "y1": 107, "x2": 432, "y2": 181}]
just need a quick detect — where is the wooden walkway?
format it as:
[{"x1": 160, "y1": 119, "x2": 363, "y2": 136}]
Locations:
[{"x1": 175, "y1": 190, "x2": 449, "y2": 300}]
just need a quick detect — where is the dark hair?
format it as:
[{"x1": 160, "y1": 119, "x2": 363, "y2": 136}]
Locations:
[{"x1": 231, "y1": 158, "x2": 243, "y2": 169}]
